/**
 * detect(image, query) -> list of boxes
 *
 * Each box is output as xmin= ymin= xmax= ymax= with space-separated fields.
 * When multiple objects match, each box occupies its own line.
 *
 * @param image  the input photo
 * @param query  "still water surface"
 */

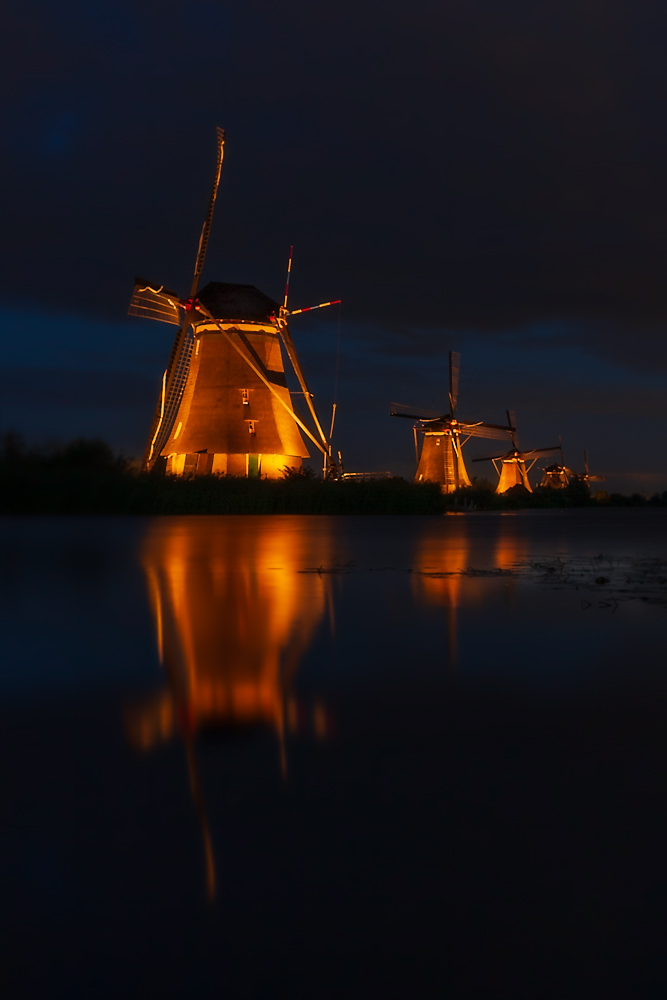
xmin=1 ymin=512 xmax=665 ymax=998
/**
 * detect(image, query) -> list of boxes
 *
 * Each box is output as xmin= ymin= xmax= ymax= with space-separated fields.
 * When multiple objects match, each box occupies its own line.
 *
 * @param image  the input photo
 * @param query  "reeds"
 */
xmin=1 ymin=435 xmax=664 ymax=515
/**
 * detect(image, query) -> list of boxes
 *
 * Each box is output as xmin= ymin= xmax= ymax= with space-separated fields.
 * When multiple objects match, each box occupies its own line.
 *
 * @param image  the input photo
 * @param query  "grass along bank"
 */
xmin=1 ymin=436 xmax=665 ymax=515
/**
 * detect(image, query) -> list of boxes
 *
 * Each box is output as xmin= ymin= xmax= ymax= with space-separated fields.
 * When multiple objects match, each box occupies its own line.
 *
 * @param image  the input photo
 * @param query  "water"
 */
xmin=1 ymin=511 xmax=665 ymax=999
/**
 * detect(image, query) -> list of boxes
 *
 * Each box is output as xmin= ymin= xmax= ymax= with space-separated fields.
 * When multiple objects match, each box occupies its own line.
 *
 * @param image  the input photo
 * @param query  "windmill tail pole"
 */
xmin=288 ymin=300 xmax=341 ymax=316
xmin=190 ymin=127 xmax=225 ymax=298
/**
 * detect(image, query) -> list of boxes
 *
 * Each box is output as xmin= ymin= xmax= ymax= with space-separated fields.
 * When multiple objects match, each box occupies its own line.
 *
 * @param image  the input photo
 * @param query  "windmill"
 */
xmin=128 ymin=128 xmax=340 ymax=478
xmin=575 ymin=450 xmax=606 ymax=489
xmin=472 ymin=412 xmax=563 ymax=493
xmin=390 ymin=352 xmax=513 ymax=491
xmin=540 ymin=460 xmax=573 ymax=489
xmin=539 ymin=448 xmax=605 ymax=490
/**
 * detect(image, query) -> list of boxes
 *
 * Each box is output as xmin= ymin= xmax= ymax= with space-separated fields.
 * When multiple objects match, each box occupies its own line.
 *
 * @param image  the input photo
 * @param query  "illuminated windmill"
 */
xmin=540 ymin=461 xmax=573 ymax=489
xmin=129 ymin=128 xmax=340 ymax=478
xmin=390 ymin=352 xmax=512 ymax=491
xmin=473 ymin=412 xmax=562 ymax=493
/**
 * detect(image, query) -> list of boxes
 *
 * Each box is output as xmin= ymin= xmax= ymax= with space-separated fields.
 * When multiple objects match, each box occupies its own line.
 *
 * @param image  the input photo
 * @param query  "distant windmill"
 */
xmin=390 ymin=352 xmax=513 ymax=491
xmin=540 ymin=448 xmax=605 ymax=490
xmin=540 ymin=454 xmax=573 ymax=489
xmin=473 ymin=412 xmax=562 ymax=493
xmin=575 ymin=450 xmax=606 ymax=488
xmin=128 ymin=128 xmax=340 ymax=478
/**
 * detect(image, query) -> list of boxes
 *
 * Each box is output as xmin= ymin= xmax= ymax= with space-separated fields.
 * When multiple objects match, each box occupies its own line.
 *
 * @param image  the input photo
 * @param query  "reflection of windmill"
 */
xmin=129 ymin=128 xmax=340 ymax=478
xmin=412 ymin=529 xmax=471 ymax=672
xmin=473 ymin=412 xmax=562 ymax=493
xmin=390 ymin=352 xmax=512 ymax=492
xmin=125 ymin=519 xmax=334 ymax=898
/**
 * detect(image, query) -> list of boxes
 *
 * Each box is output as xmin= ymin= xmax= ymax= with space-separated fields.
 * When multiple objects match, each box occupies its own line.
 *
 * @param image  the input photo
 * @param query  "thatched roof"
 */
xmin=197 ymin=282 xmax=280 ymax=322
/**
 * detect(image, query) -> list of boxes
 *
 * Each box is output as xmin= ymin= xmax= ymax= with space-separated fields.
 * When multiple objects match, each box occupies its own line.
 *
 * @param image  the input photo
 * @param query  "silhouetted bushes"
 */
xmin=0 ymin=436 xmax=444 ymax=514
xmin=1 ymin=435 xmax=665 ymax=514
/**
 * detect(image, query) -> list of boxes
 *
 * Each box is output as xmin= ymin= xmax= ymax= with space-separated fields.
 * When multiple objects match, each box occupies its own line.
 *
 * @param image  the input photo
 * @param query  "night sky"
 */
xmin=2 ymin=0 xmax=667 ymax=492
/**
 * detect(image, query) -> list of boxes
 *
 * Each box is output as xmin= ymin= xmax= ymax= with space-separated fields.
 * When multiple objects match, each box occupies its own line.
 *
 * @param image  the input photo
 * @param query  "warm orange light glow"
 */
xmin=125 ymin=517 xmax=335 ymax=899
xmin=131 ymin=518 xmax=333 ymax=745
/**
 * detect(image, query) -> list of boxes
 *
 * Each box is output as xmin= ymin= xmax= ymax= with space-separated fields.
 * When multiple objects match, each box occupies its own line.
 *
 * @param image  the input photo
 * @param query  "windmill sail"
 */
xmin=191 ymin=127 xmax=225 ymax=294
xmin=448 ymin=350 xmax=460 ymax=415
xmin=144 ymin=326 xmax=196 ymax=467
xmin=134 ymin=130 xmax=225 ymax=471
xmin=128 ymin=280 xmax=182 ymax=325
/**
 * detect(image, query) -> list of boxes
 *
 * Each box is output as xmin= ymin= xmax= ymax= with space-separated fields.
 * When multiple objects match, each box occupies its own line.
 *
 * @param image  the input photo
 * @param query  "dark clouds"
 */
xmin=4 ymin=0 xmax=667 ymax=330
xmin=1 ymin=1 xmax=666 ymax=488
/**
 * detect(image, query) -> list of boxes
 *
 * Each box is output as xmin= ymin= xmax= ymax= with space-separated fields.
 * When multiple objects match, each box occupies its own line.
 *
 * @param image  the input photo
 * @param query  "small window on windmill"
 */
xmin=241 ymin=389 xmax=249 ymax=405
xmin=247 ymin=420 xmax=256 ymax=435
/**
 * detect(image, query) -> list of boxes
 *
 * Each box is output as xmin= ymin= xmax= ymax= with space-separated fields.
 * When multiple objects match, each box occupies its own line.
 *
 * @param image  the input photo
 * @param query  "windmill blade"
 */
xmin=282 ymin=245 xmax=294 ymax=312
xmin=588 ymin=475 xmax=606 ymax=482
xmin=190 ymin=126 xmax=225 ymax=297
xmin=472 ymin=451 xmax=509 ymax=463
xmin=459 ymin=421 xmax=514 ymax=440
xmin=506 ymin=409 xmax=518 ymax=449
xmin=449 ymin=351 xmax=460 ymax=416
xmin=522 ymin=445 xmax=563 ymax=459
xmin=288 ymin=299 xmax=341 ymax=316
xmin=390 ymin=402 xmax=440 ymax=419
xmin=128 ymin=279 xmax=183 ymax=325
xmin=142 ymin=314 xmax=197 ymax=469
xmin=390 ymin=411 xmax=434 ymax=421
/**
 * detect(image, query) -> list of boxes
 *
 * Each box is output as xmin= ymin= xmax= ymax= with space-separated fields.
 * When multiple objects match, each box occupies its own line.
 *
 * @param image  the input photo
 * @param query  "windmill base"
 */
xmin=165 ymin=453 xmax=303 ymax=479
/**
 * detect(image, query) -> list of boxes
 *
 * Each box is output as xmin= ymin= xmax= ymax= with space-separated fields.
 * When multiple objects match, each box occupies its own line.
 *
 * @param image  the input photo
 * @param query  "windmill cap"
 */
xmin=197 ymin=282 xmax=280 ymax=322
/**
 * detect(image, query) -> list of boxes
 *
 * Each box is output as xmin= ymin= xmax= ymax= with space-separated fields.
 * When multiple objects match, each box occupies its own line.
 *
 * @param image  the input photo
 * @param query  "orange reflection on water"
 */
xmin=411 ymin=522 xmax=473 ymax=671
xmin=126 ymin=516 xmax=334 ymax=898
xmin=132 ymin=518 xmax=332 ymax=744
xmin=494 ymin=520 xmax=529 ymax=571
xmin=413 ymin=530 xmax=470 ymax=607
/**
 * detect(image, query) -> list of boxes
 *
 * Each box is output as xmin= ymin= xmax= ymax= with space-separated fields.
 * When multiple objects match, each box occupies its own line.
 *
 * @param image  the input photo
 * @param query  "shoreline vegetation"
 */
xmin=1 ymin=437 xmax=666 ymax=516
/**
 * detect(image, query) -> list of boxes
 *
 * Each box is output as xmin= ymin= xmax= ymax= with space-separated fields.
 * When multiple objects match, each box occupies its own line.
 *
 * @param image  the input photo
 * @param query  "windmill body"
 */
xmin=415 ymin=424 xmax=472 ymax=490
xmin=130 ymin=128 xmax=337 ymax=478
xmin=540 ymin=464 xmax=573 ymax=489
xmin=496 ymin=453 xmax=533 ymax=493
xmin=391 ymin=353 xmax=512 ymax=493
xmin=155 ymin=283 xmax=309 ymax=478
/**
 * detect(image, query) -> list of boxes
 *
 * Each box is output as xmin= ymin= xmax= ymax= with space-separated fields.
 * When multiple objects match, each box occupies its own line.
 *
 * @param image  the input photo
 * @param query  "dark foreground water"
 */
xmin=1 ymin=511 xmax=665 ymax=999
